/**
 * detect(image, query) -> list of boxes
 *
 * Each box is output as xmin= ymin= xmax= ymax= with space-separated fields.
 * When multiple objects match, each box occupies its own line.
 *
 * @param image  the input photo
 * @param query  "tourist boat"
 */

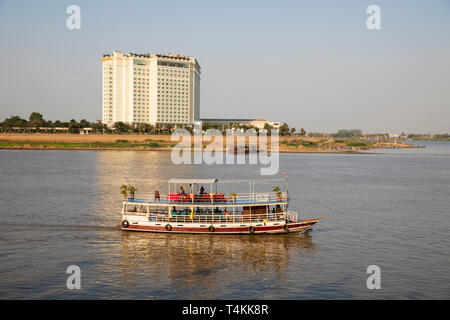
xmin=120 ymin=178 xmax=327 ymax=234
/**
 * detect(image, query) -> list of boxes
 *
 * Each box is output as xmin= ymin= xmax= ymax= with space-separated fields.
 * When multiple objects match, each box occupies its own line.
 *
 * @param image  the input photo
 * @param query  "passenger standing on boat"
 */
xmin=199 ymin=186 xmax=205 ymax=195
xmin=179 ymin=186 xmax=185 ymax=195
xmin=224 ymin=209 xmax=233 ymax=222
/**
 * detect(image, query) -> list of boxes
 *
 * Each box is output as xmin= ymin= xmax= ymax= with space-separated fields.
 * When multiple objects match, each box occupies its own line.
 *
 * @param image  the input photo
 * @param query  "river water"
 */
xmin=0 ymin=141 xmax=449 ymax=299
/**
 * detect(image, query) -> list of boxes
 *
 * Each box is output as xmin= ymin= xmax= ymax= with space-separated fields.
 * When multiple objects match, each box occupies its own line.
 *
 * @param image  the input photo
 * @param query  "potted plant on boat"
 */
xmin=273 ymin=186 xmax=282 ymax=200
xmin=127 ymin=185 xmax=138 ymax=200
xmin=120 ymin=184 xmax=128 ymax=200
xmin=228 ymin=192 xmax=238 ymax=203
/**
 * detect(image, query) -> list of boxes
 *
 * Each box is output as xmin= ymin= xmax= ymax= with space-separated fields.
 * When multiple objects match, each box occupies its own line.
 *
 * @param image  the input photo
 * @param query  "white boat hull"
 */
xmin=120 ymin=215 xmax=317 ymax=234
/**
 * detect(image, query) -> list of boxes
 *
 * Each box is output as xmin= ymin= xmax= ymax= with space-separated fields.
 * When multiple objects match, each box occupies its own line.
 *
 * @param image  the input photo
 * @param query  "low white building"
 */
xmin=200 ymin=118 xmax=280 ymax=129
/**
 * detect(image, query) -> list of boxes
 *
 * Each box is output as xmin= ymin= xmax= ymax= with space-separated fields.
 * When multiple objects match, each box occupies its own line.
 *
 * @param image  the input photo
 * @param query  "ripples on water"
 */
xmin=0 ymin=141 xmax=449 ymax=299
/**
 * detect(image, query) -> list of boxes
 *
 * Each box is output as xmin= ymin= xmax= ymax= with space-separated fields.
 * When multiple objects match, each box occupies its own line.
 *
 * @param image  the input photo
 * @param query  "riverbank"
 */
xmin=0 ymin=133 xmax=416 ymax=153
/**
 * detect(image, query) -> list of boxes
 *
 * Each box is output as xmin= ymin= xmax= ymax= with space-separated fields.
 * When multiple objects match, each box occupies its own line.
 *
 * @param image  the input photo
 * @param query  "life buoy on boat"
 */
xmin=249 ymin=226 xmax=255 ymax=233
xmin=165 ymin=224 xmax=172 ymax=231
xmin=208 ymin=226 xmax=215 ymax=232
xmin=121 ymin=220 xmax=129 ymax=228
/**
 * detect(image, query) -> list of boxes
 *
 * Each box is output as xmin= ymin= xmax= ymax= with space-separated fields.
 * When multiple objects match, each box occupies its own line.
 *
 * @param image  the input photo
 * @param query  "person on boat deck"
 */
xmin=196 ymin=207 xmax=200 ymax=214
xmin=224 ymin=209 xmax=232 ymax=221
xmin=179 ymin=186 xmax=185 ymax=195
xmin=199 ymin=186 xmax=205 ymax=195
xmin=172 ymin=206 xmax=177 ymax=214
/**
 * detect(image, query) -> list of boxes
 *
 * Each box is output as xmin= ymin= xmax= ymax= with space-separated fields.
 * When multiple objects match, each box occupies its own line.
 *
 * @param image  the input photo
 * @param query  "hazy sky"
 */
xmin=1 ymin=0 xmax=449 ymax=133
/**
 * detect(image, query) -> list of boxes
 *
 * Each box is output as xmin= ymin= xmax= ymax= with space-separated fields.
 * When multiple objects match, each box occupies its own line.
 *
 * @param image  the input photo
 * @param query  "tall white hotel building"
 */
xmin=101 ymin=51 xmax=200 ymax=126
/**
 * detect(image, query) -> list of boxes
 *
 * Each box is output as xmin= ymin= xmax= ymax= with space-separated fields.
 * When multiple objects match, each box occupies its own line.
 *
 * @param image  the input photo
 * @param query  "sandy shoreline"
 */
xmin=0 ymin=133 xmax=396 ymax=154
xmin=0 ymin=146 xmax=359 ymax=154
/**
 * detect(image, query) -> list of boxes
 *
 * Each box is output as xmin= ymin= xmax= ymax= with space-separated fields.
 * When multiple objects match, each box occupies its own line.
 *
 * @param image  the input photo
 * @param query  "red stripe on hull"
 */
xmin=126 ymin=224 xmax=284 ymax=233
xmin=123 ymin=223 xmax=313 ymax=234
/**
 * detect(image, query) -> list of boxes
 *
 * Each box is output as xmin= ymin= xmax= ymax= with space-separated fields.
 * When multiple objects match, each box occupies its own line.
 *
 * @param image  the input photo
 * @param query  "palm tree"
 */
xmin=120 ymin=185 xmax=128 ymax=199
xmin=127 ymin=185 xmax=138 ymax=199
xmin=272 ymin=186 xmax=282 ymax=200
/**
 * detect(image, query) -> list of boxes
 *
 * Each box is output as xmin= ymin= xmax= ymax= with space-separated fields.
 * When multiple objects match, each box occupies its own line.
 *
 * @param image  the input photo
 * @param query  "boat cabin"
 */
xmin=122 ymin=178 xmax=290 ymax=224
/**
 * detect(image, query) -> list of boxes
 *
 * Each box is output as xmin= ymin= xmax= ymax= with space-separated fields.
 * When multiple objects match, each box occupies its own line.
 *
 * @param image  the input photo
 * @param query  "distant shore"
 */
xmin=0 ymin=133 xmax=417 ymax=153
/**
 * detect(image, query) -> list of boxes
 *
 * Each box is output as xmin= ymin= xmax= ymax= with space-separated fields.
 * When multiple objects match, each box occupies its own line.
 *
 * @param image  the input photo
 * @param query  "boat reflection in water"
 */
xmin=119 ymin=232 xmax=316 ymax=298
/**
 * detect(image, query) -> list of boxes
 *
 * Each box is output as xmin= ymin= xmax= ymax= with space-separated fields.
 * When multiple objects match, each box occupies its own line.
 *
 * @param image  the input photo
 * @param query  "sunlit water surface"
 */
xmin=0 ymin=141 xmax=449 ymax=299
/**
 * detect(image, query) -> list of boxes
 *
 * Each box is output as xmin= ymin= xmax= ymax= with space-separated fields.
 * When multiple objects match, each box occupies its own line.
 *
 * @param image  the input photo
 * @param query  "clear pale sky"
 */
xmin=1 ymin=0 xmax=449 ymax=133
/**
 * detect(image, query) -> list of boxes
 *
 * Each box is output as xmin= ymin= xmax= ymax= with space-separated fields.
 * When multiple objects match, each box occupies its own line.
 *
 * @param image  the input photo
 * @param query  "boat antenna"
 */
xmin=282 ymin=171 xmax=289 ymax=200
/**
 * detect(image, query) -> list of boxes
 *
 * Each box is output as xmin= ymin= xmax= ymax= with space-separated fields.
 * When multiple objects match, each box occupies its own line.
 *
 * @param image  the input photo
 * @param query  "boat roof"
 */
xmin=168 ymin=178 xmax=287 ymax=184
xmin=168 ymin=178 xmax=218 ymax=184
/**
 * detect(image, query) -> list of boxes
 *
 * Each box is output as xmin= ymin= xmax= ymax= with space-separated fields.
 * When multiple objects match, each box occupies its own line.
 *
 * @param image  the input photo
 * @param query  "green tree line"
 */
xmin=0 ymin=113 xmax=109 ymax=134
xmin=1 ymin=113 xmax=307 ymax=136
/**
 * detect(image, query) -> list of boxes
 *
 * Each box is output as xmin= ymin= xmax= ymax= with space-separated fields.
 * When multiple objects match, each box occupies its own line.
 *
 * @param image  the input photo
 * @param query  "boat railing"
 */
xmin=286 ymin=210 xmax=300 ymax=223
xmin=123 ymin=212 xmax=287 ymax=223
xmin=125 ymin=192 xmax=288 ymax=205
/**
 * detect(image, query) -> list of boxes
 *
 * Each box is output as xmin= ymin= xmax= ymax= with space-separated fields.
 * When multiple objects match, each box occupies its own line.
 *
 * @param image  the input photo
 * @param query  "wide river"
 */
xmin=0 ymin=141 xmax=449 ymax=299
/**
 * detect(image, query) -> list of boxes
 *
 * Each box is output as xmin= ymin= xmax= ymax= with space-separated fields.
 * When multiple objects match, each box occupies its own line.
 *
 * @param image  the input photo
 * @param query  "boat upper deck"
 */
xmin=123 ymin=177 xmax=289 ymax=207
xmin=125 ymin=192 xmax=288 ymax=207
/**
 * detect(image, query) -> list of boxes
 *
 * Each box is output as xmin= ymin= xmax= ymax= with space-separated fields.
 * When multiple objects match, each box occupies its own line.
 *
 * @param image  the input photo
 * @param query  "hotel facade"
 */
xmin=101 ymin=51 xmax=200 ymax=126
